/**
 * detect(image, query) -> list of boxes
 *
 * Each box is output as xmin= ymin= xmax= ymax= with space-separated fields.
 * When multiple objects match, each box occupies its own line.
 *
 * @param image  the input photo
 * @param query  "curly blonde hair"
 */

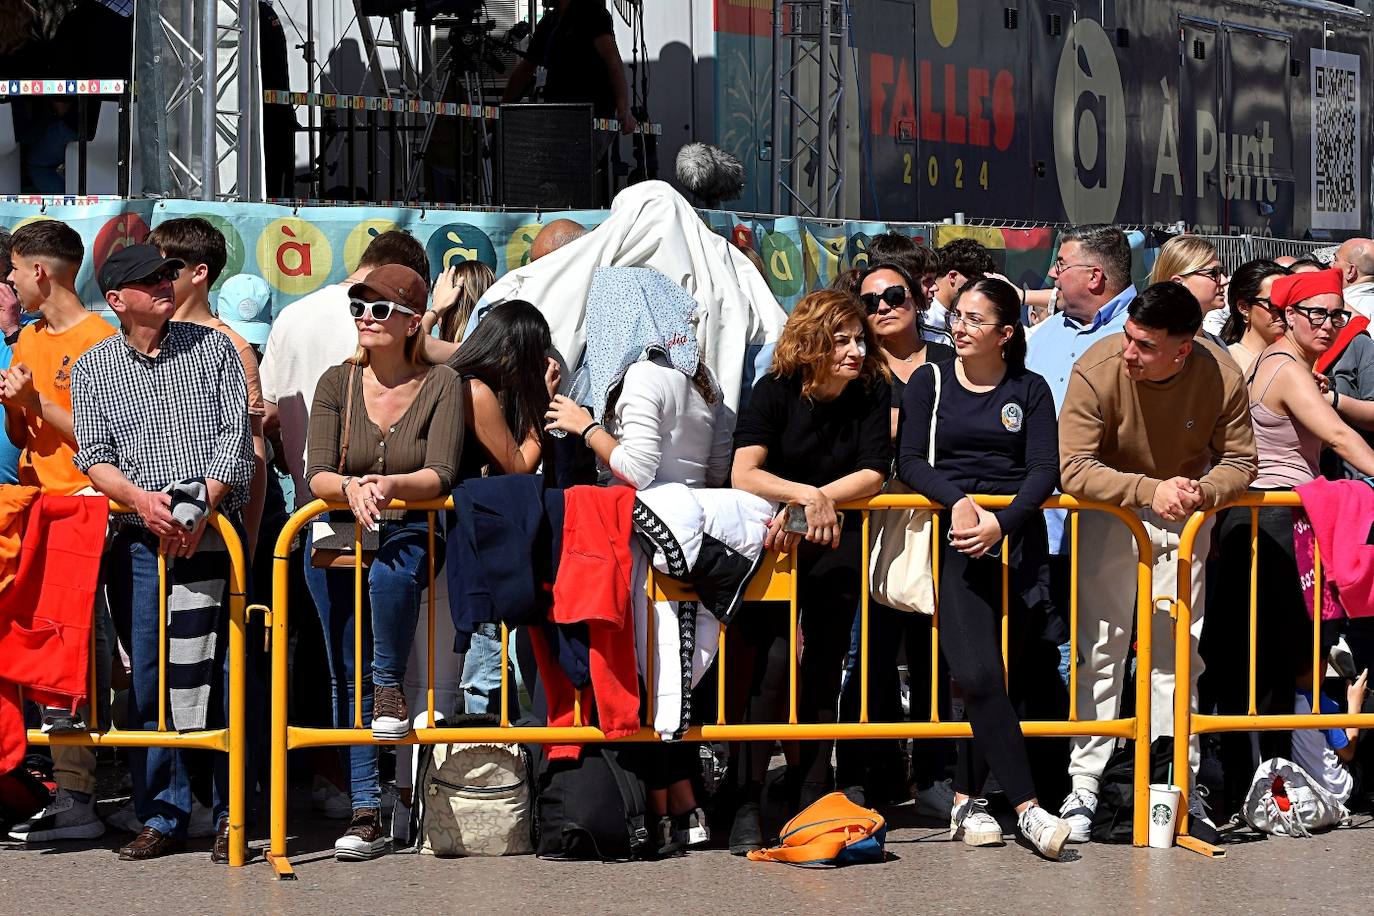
xmin=1148 ymin=235 xmax=1219 ymax=286
xmin=770 ymin=290 xmax=889 ymax=398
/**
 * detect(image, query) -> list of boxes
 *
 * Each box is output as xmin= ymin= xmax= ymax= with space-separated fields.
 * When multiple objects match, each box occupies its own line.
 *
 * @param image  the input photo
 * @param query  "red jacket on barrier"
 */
xmin=1296 ymin=476 xmax=1374 ymax=618
xmin=0 ymin=492 xmax=108 ymax=772
xmin=535 ymin=485 xmax=641 ymax=760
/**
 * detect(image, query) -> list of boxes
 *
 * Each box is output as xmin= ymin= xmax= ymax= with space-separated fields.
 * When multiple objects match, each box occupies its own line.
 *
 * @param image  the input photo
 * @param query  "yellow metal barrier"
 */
xmin=1174 ymin=491 xmax=1374 ymax=852
xmin=23 ymin=505 xmax=251 ymax=867
xmin=266 ymin=494 xmax=1158 ymax=875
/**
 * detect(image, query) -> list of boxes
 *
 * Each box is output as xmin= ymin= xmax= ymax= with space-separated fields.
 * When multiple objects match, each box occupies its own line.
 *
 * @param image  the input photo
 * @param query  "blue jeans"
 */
xmin=304 ymin=515 xmax=440 ymax=810
xmin=105 ymin=527 xmax=229 ymax=839
xmin=461 ymin=623 xmax=517 ymax=720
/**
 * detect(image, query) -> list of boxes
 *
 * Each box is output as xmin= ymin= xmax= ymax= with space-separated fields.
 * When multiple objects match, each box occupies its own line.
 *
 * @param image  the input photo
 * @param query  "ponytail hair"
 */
xmin=953 ymin=276 xmax=1026 ymax=372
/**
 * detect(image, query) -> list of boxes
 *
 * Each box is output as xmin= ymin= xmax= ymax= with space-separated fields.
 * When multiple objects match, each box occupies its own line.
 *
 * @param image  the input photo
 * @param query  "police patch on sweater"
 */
xmin=1000 ymin=401 xmax=1024 ymax=432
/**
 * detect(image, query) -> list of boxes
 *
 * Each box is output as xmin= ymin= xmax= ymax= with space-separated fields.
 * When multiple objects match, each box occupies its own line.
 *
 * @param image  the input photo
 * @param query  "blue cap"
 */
xmin=214 ymin=274 xmax=273 ymax=345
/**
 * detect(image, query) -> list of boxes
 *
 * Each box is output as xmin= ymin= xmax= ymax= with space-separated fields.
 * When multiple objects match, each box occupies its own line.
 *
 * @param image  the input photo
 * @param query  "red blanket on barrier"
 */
xmin=0 ymin=493 xmax=108 ymax=772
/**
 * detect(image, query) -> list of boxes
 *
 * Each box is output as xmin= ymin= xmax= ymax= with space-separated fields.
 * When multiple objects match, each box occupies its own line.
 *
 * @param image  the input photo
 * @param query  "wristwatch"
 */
xmin=340 ymin=476 xmax=354 ymax=499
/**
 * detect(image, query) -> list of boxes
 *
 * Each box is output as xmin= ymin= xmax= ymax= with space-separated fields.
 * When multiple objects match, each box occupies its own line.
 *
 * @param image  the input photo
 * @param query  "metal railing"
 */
xmin=264 ymin=494 xmax=1158 ymax=876
xmin=24 ymin=505 xmax=250 ymax=866
xmin=1172 ymin=492 xmax=1374 ymax=852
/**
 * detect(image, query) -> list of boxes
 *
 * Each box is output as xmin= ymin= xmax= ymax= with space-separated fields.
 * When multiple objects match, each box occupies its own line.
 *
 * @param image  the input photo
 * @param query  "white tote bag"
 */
xmin=868 ymin=362 xmax=940 ymax=615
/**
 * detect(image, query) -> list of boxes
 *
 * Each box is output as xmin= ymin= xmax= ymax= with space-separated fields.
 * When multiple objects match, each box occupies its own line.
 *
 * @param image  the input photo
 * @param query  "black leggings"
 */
xmin=1207 ymin=503 xmax=1306 ymax=811
xmin=735 ymin=535 xmax=861 ymax=793
xmin=938 ymin=540 xmax=1037 ymax=807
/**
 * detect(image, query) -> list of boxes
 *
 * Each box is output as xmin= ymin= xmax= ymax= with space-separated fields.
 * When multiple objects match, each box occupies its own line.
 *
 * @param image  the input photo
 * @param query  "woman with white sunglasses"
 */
xmin=305 ymin=263 xmax=464 ymax=861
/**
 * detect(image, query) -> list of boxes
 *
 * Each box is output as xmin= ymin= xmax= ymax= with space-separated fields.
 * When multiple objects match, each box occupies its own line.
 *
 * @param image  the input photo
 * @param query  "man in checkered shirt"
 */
xmin=69 ymin=244 xmax=253 ymax=863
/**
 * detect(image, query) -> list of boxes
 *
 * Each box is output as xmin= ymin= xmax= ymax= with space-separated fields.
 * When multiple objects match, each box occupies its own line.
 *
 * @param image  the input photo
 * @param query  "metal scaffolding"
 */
xmin=139 ymin=0 xmax=258 ymax=200
xmin=770 ymin=0 xmax=847 ymax=218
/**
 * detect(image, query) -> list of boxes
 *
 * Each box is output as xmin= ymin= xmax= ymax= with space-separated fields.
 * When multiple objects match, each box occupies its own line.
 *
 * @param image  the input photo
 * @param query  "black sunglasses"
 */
xmin=128 ymin=267 xmax=180 ymax=287
xmin=859 ymin=285 xmax=910 ymax=315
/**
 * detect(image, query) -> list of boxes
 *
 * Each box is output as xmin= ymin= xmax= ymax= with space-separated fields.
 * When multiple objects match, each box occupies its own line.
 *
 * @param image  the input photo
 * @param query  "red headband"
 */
xmin=1270 ymin=268 xmax=1343 ymax=308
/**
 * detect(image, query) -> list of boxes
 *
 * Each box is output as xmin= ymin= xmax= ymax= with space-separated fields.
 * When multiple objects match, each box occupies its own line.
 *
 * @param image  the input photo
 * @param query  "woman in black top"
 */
xmin=729 ymin=290 xmax=891 ymax=852
xmin=837 ymin=262 xmax=957 ymax=807
xmin=897 ymin=277 xmax=1072 ymax=860
xmin=447 ymin=300 xmax=560 ymax=480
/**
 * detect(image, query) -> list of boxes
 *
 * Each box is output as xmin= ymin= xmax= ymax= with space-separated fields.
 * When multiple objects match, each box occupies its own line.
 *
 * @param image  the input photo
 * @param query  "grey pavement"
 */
xmin=3 ymin=807 xmax=1371 ymax=915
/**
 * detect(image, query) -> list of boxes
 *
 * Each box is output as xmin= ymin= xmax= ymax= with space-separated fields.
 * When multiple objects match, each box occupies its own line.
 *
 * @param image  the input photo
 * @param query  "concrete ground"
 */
xmin=3 ymin=794 xmax=1371 ymax=915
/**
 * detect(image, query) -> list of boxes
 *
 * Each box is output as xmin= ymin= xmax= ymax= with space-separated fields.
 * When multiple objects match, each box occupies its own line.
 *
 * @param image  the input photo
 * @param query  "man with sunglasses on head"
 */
xmin=2 ymin=220 xmax=117 ymax=847
xmin=69 ymin=244 xmax=254 ymax=862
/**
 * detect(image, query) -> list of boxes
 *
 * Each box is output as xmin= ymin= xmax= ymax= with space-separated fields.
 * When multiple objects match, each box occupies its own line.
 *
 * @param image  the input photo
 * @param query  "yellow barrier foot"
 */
xmin=1176 ymin=834 xmax=1225 ymax=858
xmin=267 ymin=852 xmax=298 ymax=880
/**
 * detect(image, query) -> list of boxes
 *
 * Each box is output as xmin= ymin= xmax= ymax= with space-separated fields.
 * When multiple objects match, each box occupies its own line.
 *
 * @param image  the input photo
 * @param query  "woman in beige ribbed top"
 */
xmin=303 ymin=264 xmax=464 ymax=857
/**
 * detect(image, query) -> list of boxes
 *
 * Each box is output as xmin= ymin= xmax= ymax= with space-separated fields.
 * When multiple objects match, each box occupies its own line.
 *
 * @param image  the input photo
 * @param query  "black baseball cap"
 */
xmin=97 ymin=244 xmax=185 ymax=296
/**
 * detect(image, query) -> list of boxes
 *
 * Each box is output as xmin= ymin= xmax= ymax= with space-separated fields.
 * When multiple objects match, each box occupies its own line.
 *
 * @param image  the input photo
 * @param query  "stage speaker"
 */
xmin=499 ymin=103 xmax=596 ymax=208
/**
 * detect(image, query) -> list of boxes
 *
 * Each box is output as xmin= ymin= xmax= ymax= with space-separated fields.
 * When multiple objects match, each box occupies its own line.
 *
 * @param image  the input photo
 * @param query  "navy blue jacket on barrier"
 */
xmin=446 ymin=474 xmax=590 ymax=687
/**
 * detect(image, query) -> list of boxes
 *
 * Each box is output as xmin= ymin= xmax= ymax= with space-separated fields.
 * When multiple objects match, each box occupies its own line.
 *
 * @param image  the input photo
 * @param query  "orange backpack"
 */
xmin=746 ymin=792 xmax=888 ymax=867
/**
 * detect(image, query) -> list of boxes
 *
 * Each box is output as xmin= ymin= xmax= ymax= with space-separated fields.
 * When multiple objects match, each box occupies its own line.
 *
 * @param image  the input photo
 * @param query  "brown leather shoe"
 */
xmin=211 ymin=819 xmax=230 ymax=864
xmin=117 ymin=826 xmax=185 ymax=860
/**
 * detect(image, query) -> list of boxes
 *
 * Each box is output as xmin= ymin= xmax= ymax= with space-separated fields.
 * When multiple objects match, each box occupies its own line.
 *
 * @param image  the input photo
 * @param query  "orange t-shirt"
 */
xmin=10 ymin=312 xmax=117 ymax=495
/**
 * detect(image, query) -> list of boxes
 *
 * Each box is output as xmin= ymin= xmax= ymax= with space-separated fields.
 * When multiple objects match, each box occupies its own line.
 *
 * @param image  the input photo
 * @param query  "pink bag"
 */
xmin=1293 ymin=508 xmax=1345 ymax=622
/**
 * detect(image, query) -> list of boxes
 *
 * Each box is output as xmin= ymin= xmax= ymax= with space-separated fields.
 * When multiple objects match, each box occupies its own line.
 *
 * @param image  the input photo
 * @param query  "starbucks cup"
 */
xmin=1147 ymin=784 xmax=1182 ymax=848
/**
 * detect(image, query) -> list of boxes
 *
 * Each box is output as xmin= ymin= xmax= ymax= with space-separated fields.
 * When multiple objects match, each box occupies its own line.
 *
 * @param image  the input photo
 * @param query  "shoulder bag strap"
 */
xmin=337 ymin=362 xmax=358 ymax=475
xmin=927 ymin=361 xmax=942 ymax=467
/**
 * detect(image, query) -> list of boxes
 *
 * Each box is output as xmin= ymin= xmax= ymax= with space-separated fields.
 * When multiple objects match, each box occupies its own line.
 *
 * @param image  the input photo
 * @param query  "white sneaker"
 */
xmin=950 ymin=797 xmax=1004 ymax=847
xmin=311 ymin=775 xmax=352 ymax=820
xmin=1018 ymin=804 xmax=1072 ymax=860
xmin=188 ymin=798 xmax=217 ymax=839
xmin=1059 ymin=788 xmax=1097 ymax=843
xmin=8 ymin=789 xmax=106 ymax=842
xmin=915 ymin=778 xmax=957 ymax=820
xmin=104 ymin=798 xmax=142 ymax=835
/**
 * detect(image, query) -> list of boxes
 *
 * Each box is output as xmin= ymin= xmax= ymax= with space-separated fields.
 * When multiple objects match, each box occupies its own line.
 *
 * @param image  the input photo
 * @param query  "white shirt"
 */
xmin=1344 ymin=281 xmax=1374 ymax=320
xmin=923 ymin=297 xmax=951 ymax=346
xmin=607 ymin=356 xmax=734 ymax=490
xmin=258 ymin=283 xmax=359 ymax=506
xmin=1292 ymin=691 xmax=1354 ymax=803
xmin=1201 ymin=306 xmax=1227 ymax=338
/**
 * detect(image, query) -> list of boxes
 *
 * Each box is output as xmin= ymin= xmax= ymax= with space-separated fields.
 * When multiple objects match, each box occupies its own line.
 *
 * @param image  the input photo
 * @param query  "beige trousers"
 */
xmin=1068 ymin=507 xmax=1212 ymax=794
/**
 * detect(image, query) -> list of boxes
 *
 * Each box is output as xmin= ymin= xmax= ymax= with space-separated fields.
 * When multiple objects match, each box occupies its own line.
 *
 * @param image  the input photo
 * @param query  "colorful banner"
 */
xmin=0 ymin=199 xmax=1072 ymax=322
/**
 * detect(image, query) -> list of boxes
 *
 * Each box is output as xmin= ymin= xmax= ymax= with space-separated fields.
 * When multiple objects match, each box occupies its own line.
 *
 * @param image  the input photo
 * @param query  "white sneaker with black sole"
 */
xmin=1018 ymin=804 xmax=1072 ymax=860
xmin=950 ymin=797 xmax=1004 ymax=847
xmin=8 ymin=789 xmax=106 ymax=842
xmin=1059 ymin=787 xmax=1097 ymax=843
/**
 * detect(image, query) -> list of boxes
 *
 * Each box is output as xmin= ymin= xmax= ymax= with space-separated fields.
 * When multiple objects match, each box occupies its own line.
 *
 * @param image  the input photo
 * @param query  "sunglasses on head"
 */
xmin=348 ymin=299 xmax=417 ymax=321
xmin=859 ymin=285 xmax=910 ymax=314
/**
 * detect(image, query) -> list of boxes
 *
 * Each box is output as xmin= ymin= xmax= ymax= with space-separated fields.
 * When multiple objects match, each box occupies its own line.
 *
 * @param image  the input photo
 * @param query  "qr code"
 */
xmin=1314 ymin=63 xmax=1358 ymax=215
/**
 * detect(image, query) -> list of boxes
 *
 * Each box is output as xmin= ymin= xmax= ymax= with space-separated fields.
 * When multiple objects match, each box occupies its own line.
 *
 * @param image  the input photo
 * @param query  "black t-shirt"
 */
xmin=888 ymin=341 xmax=955 ymax=407
xmin=524 ymin=1 xmax=616 ymax=116
xmin=896 ymin=360 xmax=1058 ymax=536
xmin=734 ymin=372 xmax=892 ymax=500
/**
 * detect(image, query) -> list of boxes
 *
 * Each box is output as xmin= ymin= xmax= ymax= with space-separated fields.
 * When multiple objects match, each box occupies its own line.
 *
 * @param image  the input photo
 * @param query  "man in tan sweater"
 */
xmin=1055 ymin=281 xmax=1256 ymax=844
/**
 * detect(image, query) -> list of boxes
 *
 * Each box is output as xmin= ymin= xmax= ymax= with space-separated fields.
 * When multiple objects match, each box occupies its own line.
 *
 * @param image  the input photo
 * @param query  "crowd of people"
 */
xmin=1 ymin=211 xmax=1370 ymax=868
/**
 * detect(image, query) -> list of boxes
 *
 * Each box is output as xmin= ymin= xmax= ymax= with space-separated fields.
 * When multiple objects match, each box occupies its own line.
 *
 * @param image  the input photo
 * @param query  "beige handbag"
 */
xmin=868 ymin=362 xmax=940 ymax=615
